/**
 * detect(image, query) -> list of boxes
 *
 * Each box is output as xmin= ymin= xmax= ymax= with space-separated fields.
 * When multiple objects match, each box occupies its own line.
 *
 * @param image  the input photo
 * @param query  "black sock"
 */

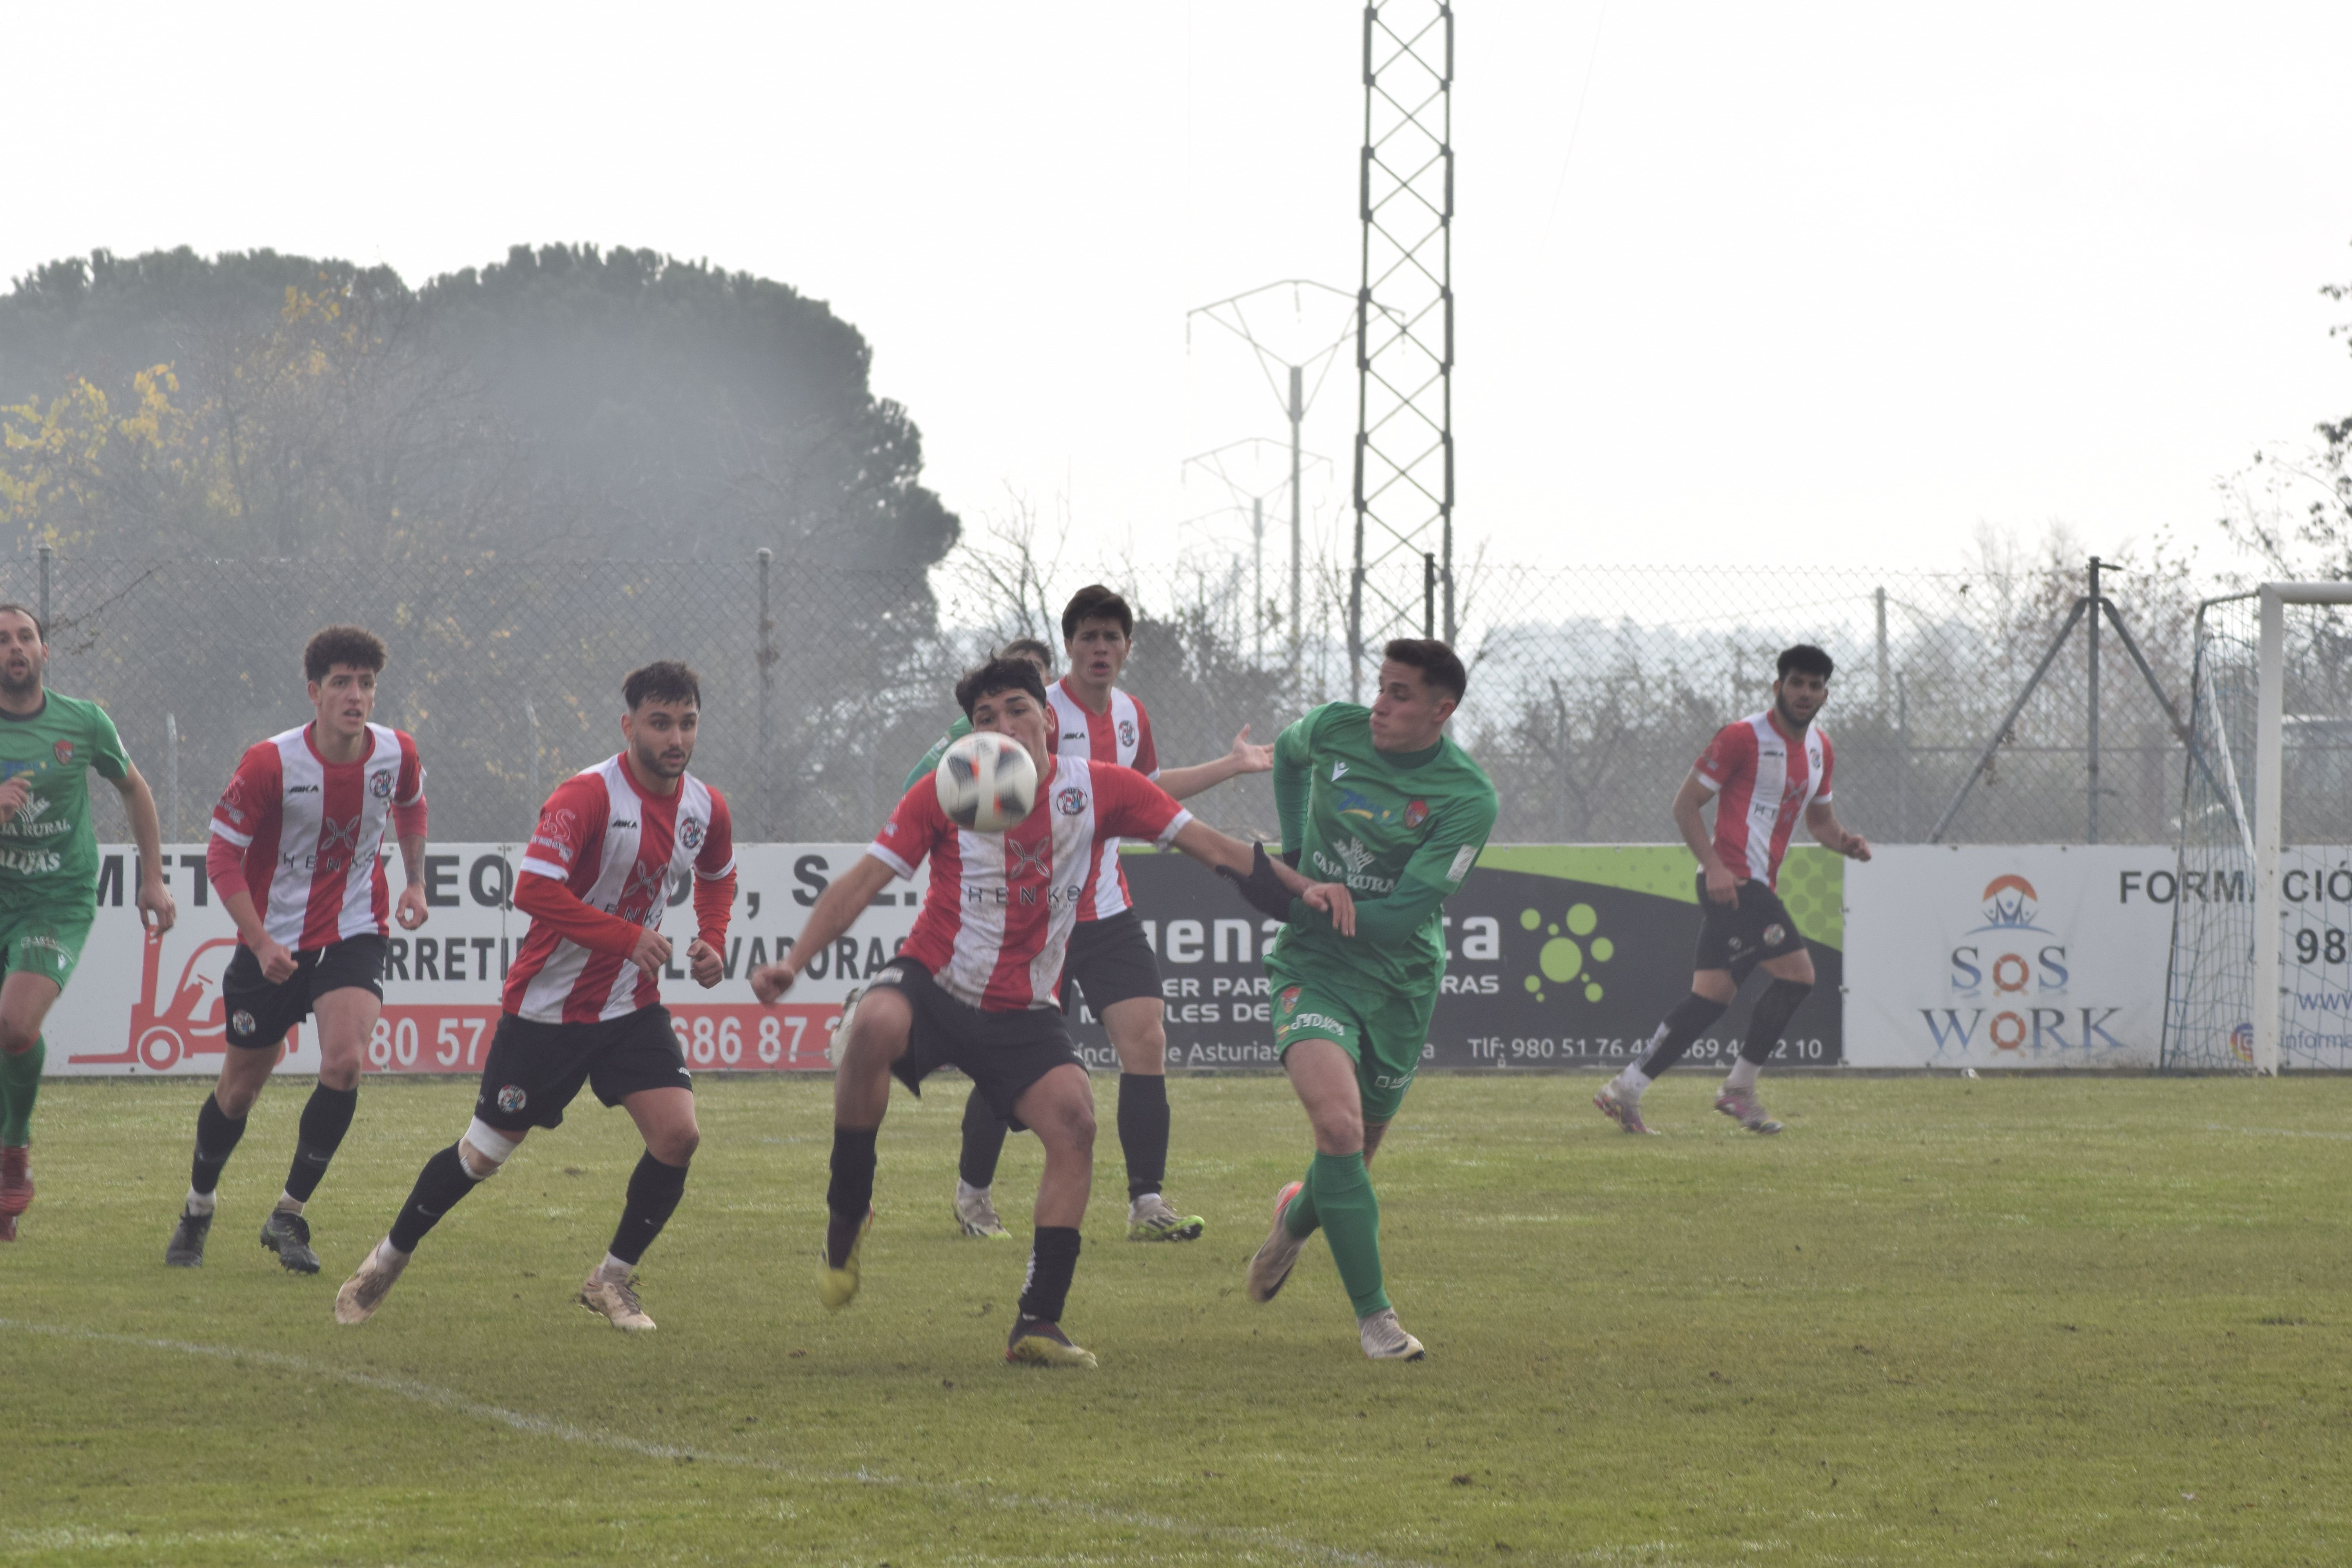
xmin=958 ymin=1089 xmax=1010 ymax=1189
xmin=387 ymin=1143 xmax=482 ymax=1254
xmin=1117 ymin=1074 xmax=1170 ymax=1200
xmin=607 ymin=1151 xmax=690 ymax=1266
xmin=282 ymin=1083 xmax=358 ymax=1203
xmin=1017 ymin=1225 xmax=1082 ymax=1324
xmin=826 ymin=1125 xmax=879 ymax=1267
xmin=1739 ymin=979 xmax=1814 ymax=1065
xmin=190 ymin=1094 xmax=247 ymax=1197
xmin=1638 ymin=993 xmax=1731 ymax=1079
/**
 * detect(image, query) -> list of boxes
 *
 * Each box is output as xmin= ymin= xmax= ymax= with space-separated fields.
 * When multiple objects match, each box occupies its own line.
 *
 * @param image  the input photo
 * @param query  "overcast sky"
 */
xmin=9 ymin=3 xmax=2348 ymax=578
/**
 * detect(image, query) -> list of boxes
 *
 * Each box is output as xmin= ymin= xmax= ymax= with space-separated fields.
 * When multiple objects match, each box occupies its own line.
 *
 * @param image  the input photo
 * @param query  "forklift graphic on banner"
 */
xmin=65 ymin=926 xmax=297 ymax=1072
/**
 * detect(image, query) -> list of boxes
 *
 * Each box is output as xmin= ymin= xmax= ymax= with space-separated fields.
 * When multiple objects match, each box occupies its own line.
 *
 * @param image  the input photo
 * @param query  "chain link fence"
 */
xmin=7 ymin=549 xmax=2227 ymax=851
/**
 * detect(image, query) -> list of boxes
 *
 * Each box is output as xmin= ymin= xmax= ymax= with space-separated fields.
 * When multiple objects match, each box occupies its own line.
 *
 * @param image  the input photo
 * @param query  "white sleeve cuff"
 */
xmin=519 ymin=856 xmax=570 ymax=881
xmin=1153 ymin=808 xmax=1194 ymax=848
xmin=868 ymin=842 xmax=918 ymax=880
xmin=209 ymin=821 xmax=253 ymax=849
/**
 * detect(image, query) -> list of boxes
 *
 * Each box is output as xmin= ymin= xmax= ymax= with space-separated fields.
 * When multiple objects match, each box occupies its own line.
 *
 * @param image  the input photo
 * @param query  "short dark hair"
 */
xmin=1061 ymin=584 xmax=1133 ymax=641
xmin=0 ymin=603 xmax=44 ymax=642
xmin=1381 ymin=637 xmax=1468 ymax=703
xmin=955 ymin=656 xmax=1049 ymax=719
xmin=998 ymin=636 xmax=1055 ymax=668
xmin=624 ymin=660 xmax=701 ymax=710
xmin=1777 ymin=644 xmax=1835 ymax=681
xmin=304 ymin=625 xmax=386 ymax=683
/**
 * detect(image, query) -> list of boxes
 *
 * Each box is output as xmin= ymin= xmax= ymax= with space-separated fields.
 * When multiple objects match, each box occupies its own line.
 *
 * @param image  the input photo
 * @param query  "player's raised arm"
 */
xmin=1270 ymin=708 xmax=1320 ymax=858
xmin=1156 ymin=724 xmax=1277 ymax=801
xmin=1167 ymin=818 xmax=1356 ymax=936
xmin=751 ymin=853 xmax=899 ymax=1004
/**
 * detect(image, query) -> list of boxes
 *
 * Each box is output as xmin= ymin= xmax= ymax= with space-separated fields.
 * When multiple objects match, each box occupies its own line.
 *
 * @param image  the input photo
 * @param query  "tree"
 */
xmin=2219 ymin=251 xmax=2352 ymax=576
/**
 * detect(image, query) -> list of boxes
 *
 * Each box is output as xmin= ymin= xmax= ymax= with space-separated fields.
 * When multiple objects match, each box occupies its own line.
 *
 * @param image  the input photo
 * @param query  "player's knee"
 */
xmin=459 ymin=1118 xmax=523 ymax=1180
xmin=317 ymin=1058 xmax=361 ymax=1092
xmin=841 ymin=991 xmax=911 ymax=1065
xmin=1310 ymin=1103 xmax=1365 ymax=1155
xmin=650 ymin=1123 xmax=700 ymax=1166
xmin=215 ymin=1083 xmax=261 ymax=1119
xmin=0 ymin=1019 xmax=37 ymax=1056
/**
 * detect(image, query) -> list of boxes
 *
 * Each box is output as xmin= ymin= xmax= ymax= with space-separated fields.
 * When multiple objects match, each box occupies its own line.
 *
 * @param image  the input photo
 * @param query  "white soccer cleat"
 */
xmin=954 ymin=1180 xmax=1012 ymax=1239
xmin=334 ymin=1240 xmax=410 ymax=1325
xmin=1245 ymin=1181 xmax=1307 ymax=1303
xmin=827 ymin=987 xmax=864 ymax=1065
xmin=1358 ymin=1306 xmax=1426 ymax=1361
xmin=579 ymin=1271 xmax=657 ymax=1332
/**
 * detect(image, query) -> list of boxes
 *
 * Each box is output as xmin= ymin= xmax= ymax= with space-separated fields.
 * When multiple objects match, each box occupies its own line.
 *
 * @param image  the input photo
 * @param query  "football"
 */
xmin=934 ymin=729 xmax=1038 ymax=831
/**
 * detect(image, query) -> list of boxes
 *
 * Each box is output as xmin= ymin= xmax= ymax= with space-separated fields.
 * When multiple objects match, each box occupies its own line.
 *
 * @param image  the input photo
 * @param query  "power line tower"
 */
xmin=1351 ymin=0 xmax=1454 ymax=697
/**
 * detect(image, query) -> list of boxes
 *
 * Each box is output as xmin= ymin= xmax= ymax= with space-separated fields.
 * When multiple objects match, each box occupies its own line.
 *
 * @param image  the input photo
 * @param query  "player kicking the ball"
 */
xmin=334 ymin=662 xmax=734 ymax=1332
xmin=944 ymin=589 xmax=1274 ymax=1246
xmin=0 ymin=603 xmax=176 ymax=1241
xmin=1240 ymin=639 xmax=1496 ymax=1362
xmin=751 ymin=654 xmax=1349 ymax=1368
xmin=1593 ymin=644 xmax=1869 ymax=1136
xmin=166 ymin=626 xmax=430 ymax=1272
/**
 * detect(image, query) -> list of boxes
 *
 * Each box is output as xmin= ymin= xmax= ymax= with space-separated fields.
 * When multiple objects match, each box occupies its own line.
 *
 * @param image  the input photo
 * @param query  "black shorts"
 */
xmin=1692 ymin=874 xmax=1807 ymax=978
xmin=1057 ymin=908 xmax=1165 ymax=1015
xmin=472 ymin=1005 xmax=691 ymax=1133
xmin=870 ymin=962 xmax=1083 ymax=1127
xmin=223 ymin=934 xmax=388 ymax=1051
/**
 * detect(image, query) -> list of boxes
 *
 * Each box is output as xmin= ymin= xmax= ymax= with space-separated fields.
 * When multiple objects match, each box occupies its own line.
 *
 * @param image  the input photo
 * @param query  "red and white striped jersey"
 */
xmin=1042 ymin=678 xmax=1160 ymax=920
xmin=504 ymin=755 xmax=736 ymax=1024
xmin=1693 ymin=711 xmax=1835 ymax=889
xmin=209 ymin=724 xmax=425 ymax=949
xmin=869 ymin=755 xmax=1190 ymax=1011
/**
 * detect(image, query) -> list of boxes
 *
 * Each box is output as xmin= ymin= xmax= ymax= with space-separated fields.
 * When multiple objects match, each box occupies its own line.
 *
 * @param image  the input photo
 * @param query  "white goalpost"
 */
xmin=2250 ymin=582 xmax=2352 ymax=1074
xmin=2167 ymin=581 xmax=2352 ymax=1074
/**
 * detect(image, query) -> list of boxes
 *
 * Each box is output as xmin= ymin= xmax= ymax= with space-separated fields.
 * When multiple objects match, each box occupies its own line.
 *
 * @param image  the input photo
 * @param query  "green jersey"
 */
xmin=1269 ymin=702 xmax=1496 ymax=998
xmin=0 ymin=691 xmax=130 ymax=910
xmin=904 ymin=713 xmax=973 ymax=795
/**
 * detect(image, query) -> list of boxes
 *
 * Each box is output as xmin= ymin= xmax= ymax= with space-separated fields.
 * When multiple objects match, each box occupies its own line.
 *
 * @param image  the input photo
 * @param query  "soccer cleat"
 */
xmin=1245 ymin=1180 xmax=1307 ymax=1303
xmin=579 ymin=1271 xmax=656 ymax=1332
xmin=817 ymin=1206 xmax=873 ymax=1311
xmin=1005 ymin=1317 xmax=1098 ymax=1369
xmin=1358 ymin=1306 xmax=1426 ymax=1361
xmin=1126 ymin=1192 xmax=1205 ymax=1243
xmin=0 ymin=1144 xmax=32 ymax=1217
xmin=333 ymin=1241 xmax=410 ymax=1325
xmin=955 ymin=1180 xmax=1012 ymax=1240
xmin=1715 ymin=1087 xmax=1784 ymax=1135
xmin=165 ymin=1207 xmax=214 ymax=1267
xmin=259 ymin=1210 xmax=321 ymax=1274
xmin=1593 ymin=1082 xmax=1658 ymax=1135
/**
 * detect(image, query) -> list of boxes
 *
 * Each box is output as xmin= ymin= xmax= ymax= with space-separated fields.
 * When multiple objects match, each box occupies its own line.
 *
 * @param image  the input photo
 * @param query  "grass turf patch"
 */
xmin=3 ymin=1071 xmax=2350 ymax=1564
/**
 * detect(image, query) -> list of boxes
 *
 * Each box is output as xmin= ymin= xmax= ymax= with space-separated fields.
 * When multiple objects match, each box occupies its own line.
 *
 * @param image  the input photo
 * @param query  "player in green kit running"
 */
xmin=0 ymin=603 xmax=176 ymax=1240
xmin=1240 ymin=638 xmax=1495 ymax=1360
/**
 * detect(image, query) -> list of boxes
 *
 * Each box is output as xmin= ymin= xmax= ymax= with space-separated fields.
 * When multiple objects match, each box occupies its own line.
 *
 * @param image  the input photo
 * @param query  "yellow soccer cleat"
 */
xmin=817 ymin=1206 xmax=873 ymax=1311
xmin=1005 ymin=1317 xmax=1098 ymax=1369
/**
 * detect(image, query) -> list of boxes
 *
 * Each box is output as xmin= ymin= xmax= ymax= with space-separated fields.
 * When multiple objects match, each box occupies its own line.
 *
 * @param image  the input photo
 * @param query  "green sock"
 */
xmin=0 ymin=1036 xmax=44 ymax=1146
xmin=1283 ymin=1168 xmax=1321 ymax=1239
xmin=1305 ymin=1151 xmax=1387 ymax=1318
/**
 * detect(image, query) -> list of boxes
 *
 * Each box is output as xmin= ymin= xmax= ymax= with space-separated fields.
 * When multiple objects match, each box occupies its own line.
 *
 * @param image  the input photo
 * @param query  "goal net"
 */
xmin=2162 ymin=584 xmax=2352 ymax=1072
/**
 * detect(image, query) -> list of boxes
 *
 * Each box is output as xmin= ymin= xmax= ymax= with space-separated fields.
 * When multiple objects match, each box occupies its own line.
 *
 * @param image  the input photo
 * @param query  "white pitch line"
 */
xmin=2200 ymin=1123 xmax=2352 ymax=1142
xmin=1 ymin=1318 xmax=1425 ymax=1568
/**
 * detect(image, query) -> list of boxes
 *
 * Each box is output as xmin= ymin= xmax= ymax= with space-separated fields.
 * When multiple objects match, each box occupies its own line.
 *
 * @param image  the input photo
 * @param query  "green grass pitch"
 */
xmin=5 ymin=1071 xmax=2351 ymax=1565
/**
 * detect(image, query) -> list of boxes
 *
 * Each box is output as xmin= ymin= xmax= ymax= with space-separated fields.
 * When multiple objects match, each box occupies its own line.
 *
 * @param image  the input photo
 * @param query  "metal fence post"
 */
xmin=165 ymin=712 xmax=180 ymax=842
xmin=524 ymin=697 xmax=541 ymax=807
xmin=36 ymin=544 xmax=50 ymax=633
xmin=757 ymin=548 xmax=775 ymax=837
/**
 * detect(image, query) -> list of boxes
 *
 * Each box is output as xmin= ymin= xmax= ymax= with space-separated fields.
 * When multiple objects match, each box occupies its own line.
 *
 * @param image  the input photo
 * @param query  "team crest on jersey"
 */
xmin=369 ymin=769 xmax=395 ymax=799
xmin=1405 ymin=799 xmax=1429 ymax=828
xmin=496 ymin=1084 xmax=528 ymax=1113
xmin=51 ymin=740 xmax=73 ymax=766
xmin=1278 ymin=985 xmax=1301 ymax=1016
xmin=1056 ymin=787 xmax=1086 ymax=816
xmin=1763 ymin=923 xmax=1787 ymax=947
xmin=679 ymin=819 xmax=704 ymax=851
xmin=1118 ymin=719 xmax=1136 ymax=748
xmin=231 ymin=1009 xmax=256 ymax=1038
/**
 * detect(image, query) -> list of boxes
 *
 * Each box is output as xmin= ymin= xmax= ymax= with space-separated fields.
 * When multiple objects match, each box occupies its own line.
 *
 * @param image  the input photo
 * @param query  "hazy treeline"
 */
xmin=0 ymin=245 xmax=958 ymax=569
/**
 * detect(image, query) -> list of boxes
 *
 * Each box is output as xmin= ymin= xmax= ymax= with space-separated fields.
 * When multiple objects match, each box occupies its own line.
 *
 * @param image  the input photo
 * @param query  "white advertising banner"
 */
xmin=49 ymin=843 xmax=920 ymax=1078
xmin=1843 ymin=845 xmax=2173 ymax=1068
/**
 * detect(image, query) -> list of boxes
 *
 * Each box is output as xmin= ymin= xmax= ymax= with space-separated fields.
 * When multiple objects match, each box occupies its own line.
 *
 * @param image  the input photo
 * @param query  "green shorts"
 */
xmin=0 ymin=902 xmax=94 ymax=991
xmin=1265 ymin=960 xmax=1434 ymax=1123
